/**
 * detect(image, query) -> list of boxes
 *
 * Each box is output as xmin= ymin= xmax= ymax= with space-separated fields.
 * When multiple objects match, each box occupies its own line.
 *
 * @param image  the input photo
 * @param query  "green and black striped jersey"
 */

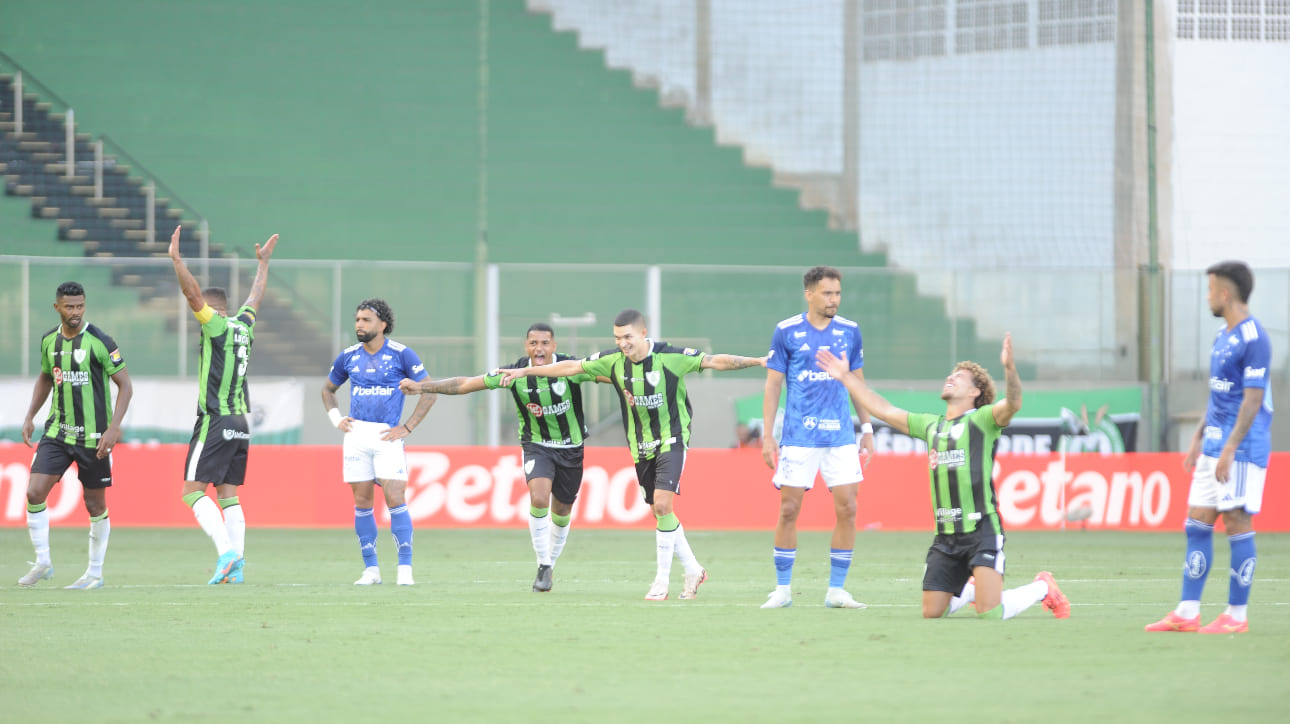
xmin=39 ymin=323 xmax=126 ymax=448
xmin=484 ymin=354 xmax=595 ymax=447
xmin=581 ymin=341 xmax=705 ymax=463
xmin=196 ymin=305 xmax=256 ymax=416
xmin=907 ymin=406 xmax=1004 ymax=535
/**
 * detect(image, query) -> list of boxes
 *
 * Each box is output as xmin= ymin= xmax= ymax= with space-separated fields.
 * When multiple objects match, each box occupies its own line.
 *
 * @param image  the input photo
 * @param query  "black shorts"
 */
xmin=184 ymin=414 xmax=250 ymax=486
xmin=922 ymin=521 xmax=1005 ymax=594
xmin=634 ymin=448 xmax=687 ymax=505
xmin=521 ymin=442 xmax=585 ymax=505
xmin=30 ymin=436 xmax=113 ymax=489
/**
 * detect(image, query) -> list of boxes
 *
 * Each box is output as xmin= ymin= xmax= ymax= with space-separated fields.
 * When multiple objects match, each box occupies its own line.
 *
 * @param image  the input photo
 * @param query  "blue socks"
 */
xmin=1181 ymin=518 xmax=1213 ymax=602
xmin=390 ymin=504 xmax=413 ymax=566
xmin=1228 ymin=531 xmax=1256 ymax=606
xmin=355 ymin=507 xmax=379 ymax=567
xmin=773 ymin=547 xmax=796 ymax=585
xmin=829 ymin=548 xmax=853 ymax=589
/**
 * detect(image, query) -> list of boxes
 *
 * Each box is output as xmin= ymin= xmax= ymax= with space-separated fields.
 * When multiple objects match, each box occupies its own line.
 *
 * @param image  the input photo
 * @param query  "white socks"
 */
xmin=190 ymin=496 xmax=233 ymax=555
xmin=672 ymin=525 xmax=703 ymax=576
xmin=27 ymin=507 xmax=52 ymax=565
xmin=1001 ymin=580 xmax=1049 ymax=620
xmin=87 ymin=516 xmax=111 ymax=578
xmin=550 ymin=522 xmax=570 ymax=563
xmin=1176 ymin=600 xmax=1202 ymax=619
xmin=948 ymin=579 xmax=976 ymax=615
xmin=223 ymin=504 xmax=245 ymax=557
xmin=529 ymin=512 xmax=552 ymax=565
xmin=655 ymin=528 xmax=676 ymax=579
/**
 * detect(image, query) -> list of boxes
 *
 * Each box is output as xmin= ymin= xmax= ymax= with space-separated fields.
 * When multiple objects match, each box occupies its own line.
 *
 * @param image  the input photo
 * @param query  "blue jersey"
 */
xmin=328 ymin=339 xmax=428 ymax=427
xmin=1203 ymin=317 xmax=1273 ymax=466
xmin=767 ymin=313 xmax=864 ymax=448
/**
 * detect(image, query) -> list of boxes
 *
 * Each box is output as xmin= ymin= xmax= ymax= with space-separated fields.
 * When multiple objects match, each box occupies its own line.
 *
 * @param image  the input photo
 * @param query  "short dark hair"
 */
xmin=202 ymin=287 xmax=228 ymax=306
xmin=613 ymin=309 xmax=645 ymax=328
xmin=526 ymin=322 xmax=555 ymax=338
xmin=803 ymin=266 xmax=841 ymax=290
xmin=1206 ymin=260 xmax=1254 ymax=304
xmin=56 ymin=281 xmax=85 ymax=300
xmin=356 ymin=298 xmax=395 ymax=335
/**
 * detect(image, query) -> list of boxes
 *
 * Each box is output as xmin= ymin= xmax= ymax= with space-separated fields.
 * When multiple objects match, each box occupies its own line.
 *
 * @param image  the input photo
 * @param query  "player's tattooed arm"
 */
xmin=993 ymin=333 xmax=1023 ymax=427
xmin=400 ymin=376 xmax=487 ymax=396
xmin=701 ymin=354 xmax=768 ymax=371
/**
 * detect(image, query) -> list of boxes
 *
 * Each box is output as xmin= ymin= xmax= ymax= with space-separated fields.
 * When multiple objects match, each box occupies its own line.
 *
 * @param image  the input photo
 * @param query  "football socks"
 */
xmin=87 ymin=510 xmax=110 ymax=578
xmin=354 ymin=507 xmax=379 ymax=568
xmin=27 ymin=502 xmax=51 ymax=566
xmin=773 ymin=547 xmax=796 ymax=586
xmin=389 ymin=504 xmax=413 ymax=566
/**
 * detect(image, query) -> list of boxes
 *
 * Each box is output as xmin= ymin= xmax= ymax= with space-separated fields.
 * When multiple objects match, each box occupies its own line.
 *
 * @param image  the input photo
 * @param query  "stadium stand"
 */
xmin=0 ymin=0 xmax=1003 ymax=379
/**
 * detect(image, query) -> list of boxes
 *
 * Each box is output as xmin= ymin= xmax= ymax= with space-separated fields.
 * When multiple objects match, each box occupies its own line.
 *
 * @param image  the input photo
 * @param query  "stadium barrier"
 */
xmin=1 ymin=445 xmax=1287 ymax=531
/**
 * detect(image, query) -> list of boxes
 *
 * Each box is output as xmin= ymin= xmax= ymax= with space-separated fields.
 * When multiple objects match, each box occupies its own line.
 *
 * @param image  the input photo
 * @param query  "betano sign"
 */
xmin=1 ymin=445 xmax=1286 ymax=531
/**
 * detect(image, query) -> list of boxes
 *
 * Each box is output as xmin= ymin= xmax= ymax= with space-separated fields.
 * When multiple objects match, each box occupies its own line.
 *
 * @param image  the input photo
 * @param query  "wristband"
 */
xmin=328 ymin=408 xmax=344 ymax=428
xmin=860 ymin=422 xmax=874 ymax=435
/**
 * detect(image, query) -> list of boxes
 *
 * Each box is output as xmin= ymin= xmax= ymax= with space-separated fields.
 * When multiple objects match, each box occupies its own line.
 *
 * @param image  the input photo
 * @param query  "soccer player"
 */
xmin=322 ymin=299 xmax=436 ymax=586
xmin=17 ymin=281 xmax=133 ymax=589
xmin=400 ymin=322 xmax=607 ymax=592
xmin=815 ymin=334 xmax=1071 ymax=620
xmin=761 ymin=265 xmax=877 ymax=609
xmin=500 ymin=309 xmax=766 ymax=600
xmin=169 ymin=224 xmax=277 ymax=584
xmin=1146 ymin=261 xmax=1272 ymax=634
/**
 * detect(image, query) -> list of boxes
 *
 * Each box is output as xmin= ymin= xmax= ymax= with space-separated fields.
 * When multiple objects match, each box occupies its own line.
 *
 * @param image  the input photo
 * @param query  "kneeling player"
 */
xmin=816 ymin=335 xmax=1070 ymax=619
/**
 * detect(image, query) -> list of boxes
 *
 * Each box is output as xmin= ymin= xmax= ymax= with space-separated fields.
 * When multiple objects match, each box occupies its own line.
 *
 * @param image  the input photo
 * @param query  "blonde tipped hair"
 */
xmin=955 ymin=361 xmax=995 ymax=409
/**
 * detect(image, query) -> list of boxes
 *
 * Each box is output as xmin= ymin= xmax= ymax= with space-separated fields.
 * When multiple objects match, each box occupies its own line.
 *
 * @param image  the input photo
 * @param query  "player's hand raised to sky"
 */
xmin=168 ymin=225 xmax=183 ymax=260
xmin=814 ymin=348 xmax=849 ymax=380
xmin=256 ymin=234 xmax=279 ymax=262
xmin=1001 ymin=333 xmax=1014 ymax=369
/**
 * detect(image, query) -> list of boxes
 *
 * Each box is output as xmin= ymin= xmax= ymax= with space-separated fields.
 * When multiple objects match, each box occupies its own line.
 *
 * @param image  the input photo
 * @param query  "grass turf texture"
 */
xmin=2 ymin=528 xmax=1287 ymax=723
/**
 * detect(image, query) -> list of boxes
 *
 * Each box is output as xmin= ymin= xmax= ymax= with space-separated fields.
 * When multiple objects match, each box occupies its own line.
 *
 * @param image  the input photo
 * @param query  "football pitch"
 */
xmin=2 ymin=527 xmax=1287 ymax=723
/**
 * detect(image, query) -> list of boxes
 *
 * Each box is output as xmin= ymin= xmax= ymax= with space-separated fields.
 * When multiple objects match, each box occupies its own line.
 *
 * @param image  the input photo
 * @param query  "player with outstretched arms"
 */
xmin=401 ymin=322 xmax=608 ymax=592
xmin=500 ymin=309 xmax=766 ymax=601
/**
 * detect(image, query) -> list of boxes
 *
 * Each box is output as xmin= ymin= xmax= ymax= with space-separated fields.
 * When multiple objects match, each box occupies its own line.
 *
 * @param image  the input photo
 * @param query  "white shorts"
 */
xmin=1187 ymin=455 xmax=1266 ymax=514
xmin=772 ymin=445 xmax=864 ymax=489
xmin=342 ymin=420 xmax=409 ymax=483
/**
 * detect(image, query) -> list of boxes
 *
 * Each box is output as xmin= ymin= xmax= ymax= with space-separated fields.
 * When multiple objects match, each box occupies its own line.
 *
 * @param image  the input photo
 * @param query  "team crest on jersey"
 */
xmin=645 ymin=371 xmax=661 ymax=387
xmin=551 ymin=380 xmax=566 ymax=396
xmin=73 ymin=349 xmax=87 ymax=365
xmin=950 ymin=423 xmax=965 ymax=440
xmin=802 ymin=416 xmax=818 ymax=430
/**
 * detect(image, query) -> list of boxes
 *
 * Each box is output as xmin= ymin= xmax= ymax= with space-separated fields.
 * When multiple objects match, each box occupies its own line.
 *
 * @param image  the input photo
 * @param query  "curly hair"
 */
xmin=356 ymin=298 xmax=395 ymax=335
xmin=954 ymin=361 xmax=995 ymax=409
xmin=56 ymin=281 xmax=85 ymax=299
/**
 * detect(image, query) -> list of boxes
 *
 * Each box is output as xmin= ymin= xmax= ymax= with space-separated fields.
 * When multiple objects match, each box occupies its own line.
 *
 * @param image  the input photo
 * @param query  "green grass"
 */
xmin=1 ymin=528 xmax=1287 ymax=723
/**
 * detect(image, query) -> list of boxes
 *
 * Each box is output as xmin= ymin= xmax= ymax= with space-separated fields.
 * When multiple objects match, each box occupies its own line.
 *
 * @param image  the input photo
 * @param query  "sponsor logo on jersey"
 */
xmin=796 ymin=369 xmax=831 ymax=382
xmin=1209 ymin=377 xmax=1234 ymax=393
xmin=934 ymin=449 xmax=966 ymax=468
xmin=52 ymin=368 xmax=91 ymax=386
xmin=232 ymin=331 xmax=250 ymax=346
xmin=630 ymin=393 xmax=665 ymax=409
xmin=526 ymin=400 xmax=572 ymax=417
xmin=412 ymin=363 xmax=424 ymax=375
xmin=382 ymin=354 xmax=393 ymax=361
xmin=109 ymin=349 xmax=123 ymax=365
xmin=222 ymin=429 xmax=252 ymax=441
xmin=936 ymin=507 xmax=963 ymax=523
xmin=1245 ymin=366 xmax=1266 ymax=380
xmin=818 ymin=419 xmax=842 ymax=431
xmin=59 ymin=423 xmax=85 ymax=435
xmin=793 ymin=330 xmax=806 ymax=339
xmin=353 ymin=387 xmax=396 ymax=396
xmin=798 ymin=343 xmax=811 ymax=351
xmin=683 ymin=348 xmax=698 ymax=356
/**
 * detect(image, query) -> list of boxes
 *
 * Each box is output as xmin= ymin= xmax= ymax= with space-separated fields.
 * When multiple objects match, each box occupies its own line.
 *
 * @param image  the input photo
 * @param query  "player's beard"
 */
xmin=356 ymin=329 xmax=375 ymax=343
